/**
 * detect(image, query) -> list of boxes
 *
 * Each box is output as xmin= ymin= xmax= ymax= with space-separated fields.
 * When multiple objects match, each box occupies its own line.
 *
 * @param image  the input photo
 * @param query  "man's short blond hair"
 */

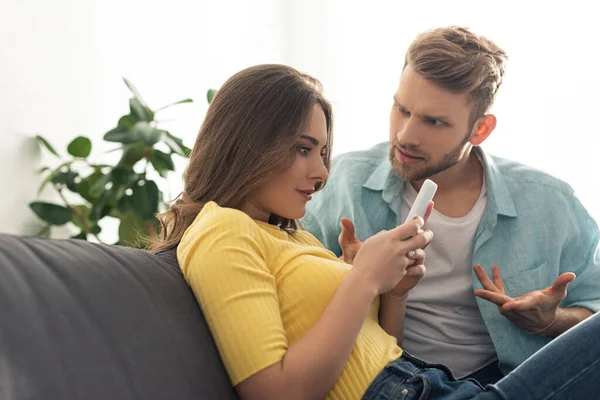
xmin=404 ymin=26 xmax=508 ymax=127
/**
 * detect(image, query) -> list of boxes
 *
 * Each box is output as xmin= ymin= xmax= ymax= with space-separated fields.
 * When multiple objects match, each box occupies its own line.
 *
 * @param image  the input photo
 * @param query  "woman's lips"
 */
xmin=296 ymin=190 xmax=313 ymax=201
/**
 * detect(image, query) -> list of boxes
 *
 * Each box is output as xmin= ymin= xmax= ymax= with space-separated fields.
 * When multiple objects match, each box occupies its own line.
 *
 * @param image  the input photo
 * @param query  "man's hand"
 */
xmin=473 ymin=264 xmax=576 ymax=335
xmin=388 ymin=248 xmax=427 ymax=297
xmin=338 ymin=218 xmax=363 ymax=265
xmin=339 ymin=202 xmax=434 ymax=298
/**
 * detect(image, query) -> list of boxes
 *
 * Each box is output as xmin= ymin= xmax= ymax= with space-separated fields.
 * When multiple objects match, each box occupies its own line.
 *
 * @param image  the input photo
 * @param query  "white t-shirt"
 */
xmin=401 ymin=179 xmax=497 ymax=378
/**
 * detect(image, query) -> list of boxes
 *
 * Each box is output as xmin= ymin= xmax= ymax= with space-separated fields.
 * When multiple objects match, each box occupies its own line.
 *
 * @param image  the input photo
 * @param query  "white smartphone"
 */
xmin=404 ymin=179 xmax=438 ymax=223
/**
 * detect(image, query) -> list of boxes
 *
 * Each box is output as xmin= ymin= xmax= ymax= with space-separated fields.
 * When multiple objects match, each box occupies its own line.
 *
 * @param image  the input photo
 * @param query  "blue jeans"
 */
xmin=363 ymin=311 xmax=600 ymax=399
xmin=463 ymin=361 xmax=504 ymax=386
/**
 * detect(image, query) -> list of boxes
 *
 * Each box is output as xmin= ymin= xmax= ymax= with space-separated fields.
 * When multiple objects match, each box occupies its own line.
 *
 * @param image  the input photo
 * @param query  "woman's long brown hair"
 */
xmin=149 ymin=64 xmax=333 ymax=252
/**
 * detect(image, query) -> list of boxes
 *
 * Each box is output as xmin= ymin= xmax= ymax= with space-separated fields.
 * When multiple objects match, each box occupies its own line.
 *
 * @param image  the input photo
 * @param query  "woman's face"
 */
xmin=242 ymin=104 xmax=329 ymax=222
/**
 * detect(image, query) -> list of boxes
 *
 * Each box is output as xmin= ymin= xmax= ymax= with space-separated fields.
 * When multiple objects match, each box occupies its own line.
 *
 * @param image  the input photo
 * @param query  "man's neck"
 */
xmin=411 ymin=148 xmax=485 ymax=218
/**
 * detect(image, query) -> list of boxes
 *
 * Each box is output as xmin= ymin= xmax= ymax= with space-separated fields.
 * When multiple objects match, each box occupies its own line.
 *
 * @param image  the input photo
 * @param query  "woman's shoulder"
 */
xmin=177 ymin=202 xmax=270 ymax=271
xmin=180 ymin=202 xmax=263 ymax=247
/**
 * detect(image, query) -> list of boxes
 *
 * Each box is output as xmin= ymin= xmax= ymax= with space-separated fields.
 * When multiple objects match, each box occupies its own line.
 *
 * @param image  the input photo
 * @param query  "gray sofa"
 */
xmin=0 ymin=234 xmax=238 ymax=400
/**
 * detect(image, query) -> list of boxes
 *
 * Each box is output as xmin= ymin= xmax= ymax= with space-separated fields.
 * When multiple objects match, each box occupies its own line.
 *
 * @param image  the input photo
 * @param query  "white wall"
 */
xmin=284 ymin=0 xmax=600 ymax=222
xmin=0 ymin=0 xmax=286 ymax=237
xmin=1 ymin=0 xmax=599 ymax=237
xmin=0 ymin=0 xmax=100 ymax=235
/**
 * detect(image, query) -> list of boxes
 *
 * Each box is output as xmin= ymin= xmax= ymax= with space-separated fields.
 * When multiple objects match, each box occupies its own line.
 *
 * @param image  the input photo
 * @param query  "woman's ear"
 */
xmin=470 ymin=115 xmax=496 ymax=146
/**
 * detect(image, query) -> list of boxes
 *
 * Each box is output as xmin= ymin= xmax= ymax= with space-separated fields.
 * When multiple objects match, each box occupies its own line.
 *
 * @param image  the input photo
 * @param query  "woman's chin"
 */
xmin=279 ymin=207 xmax=306 ymax=221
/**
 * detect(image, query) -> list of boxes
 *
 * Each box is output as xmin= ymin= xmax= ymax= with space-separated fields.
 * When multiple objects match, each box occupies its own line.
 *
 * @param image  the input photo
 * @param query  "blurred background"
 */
xmin=1 ymin=0 xmax=598 ymax=243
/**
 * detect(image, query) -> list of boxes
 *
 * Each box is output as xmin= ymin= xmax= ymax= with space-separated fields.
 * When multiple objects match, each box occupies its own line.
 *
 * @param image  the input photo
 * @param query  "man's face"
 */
xmin=389 ymin=66 xmax=475 ymax=182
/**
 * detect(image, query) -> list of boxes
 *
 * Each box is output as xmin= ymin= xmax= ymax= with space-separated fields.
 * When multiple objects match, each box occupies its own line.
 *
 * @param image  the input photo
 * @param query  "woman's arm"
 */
xmin=236 ymin=221 xmax=432 ymax=400
xmin=235 ymin=269 xmax=377 ymax=400
xmin=377 ymin=249 xmax=426 ymax=345
xmin=378 ymin=293 xmax=408 ymax=346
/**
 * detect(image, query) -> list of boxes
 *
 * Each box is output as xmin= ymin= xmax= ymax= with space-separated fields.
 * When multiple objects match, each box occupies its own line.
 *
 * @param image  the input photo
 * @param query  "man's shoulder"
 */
xmin=490 ymin=154 xmax=574 ymax=197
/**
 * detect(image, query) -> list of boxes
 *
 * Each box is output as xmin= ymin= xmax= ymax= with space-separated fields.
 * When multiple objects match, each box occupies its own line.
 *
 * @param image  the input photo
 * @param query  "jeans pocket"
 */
xmin=363 ymin=360 xmax=429 ymax=400
xmin=385 ymin=363 xmax=429 ymax=400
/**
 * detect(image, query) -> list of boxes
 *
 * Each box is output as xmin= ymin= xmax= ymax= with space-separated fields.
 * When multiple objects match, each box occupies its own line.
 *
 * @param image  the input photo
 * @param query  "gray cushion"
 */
xmin=0 ymin=234 xmax=237 ymax=400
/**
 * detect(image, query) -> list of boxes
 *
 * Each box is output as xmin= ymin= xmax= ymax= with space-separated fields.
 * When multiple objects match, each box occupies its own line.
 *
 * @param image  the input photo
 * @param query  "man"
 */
xmin=303 ymin=26 xmax=600 ymax=385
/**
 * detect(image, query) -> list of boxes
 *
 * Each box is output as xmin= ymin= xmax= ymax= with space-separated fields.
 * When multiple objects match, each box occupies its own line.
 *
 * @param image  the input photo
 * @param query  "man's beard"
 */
xmin=389 ymin=133 xmax=471 ymax=182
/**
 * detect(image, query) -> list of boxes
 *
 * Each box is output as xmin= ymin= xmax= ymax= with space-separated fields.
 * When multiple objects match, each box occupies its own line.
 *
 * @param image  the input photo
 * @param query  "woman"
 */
xmin=150 ymin=64 xmax=600 ymax=400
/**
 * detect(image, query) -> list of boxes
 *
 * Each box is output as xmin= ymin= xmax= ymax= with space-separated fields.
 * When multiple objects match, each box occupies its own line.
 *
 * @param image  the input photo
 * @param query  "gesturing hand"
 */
xmin=338 ymin=202 xmax=434 ymax=267
xmin=473 ymin=264 xmax=576 ymax=334
xmin=338 ymin=218 xmax=363 ymax=265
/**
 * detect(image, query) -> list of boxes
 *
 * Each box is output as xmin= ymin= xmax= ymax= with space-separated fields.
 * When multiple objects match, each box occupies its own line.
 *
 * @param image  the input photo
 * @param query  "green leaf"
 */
xmin=123 ymin=78 xmax=146 ymax=105
xmin=131 ymin=180 xmax=159 ymax=221
xmin=111 ymin=166 xmax=135 ymax=185
xmin=118 ymin=211 xmax=148 ymax=248
xmin=37 ymin=225 xmax=51 ymax=238
xmin=29 ymin=202 xmax=72 ymax=225
xmin=71 ymin=204 xmax=101 ymax=236
xmin=118 ymin=114 xmax=137 ymax=129
xmin=90 ymin=173 xmax=112 ymax=195
xmin=37 ymin=161 xmax=72 ymax=195
xmin=207 ymin=89 xmax=217 ymax=104
xmin=51 ymin=170 xmax=78 ymax=191
xmin=161 ymin=132 xmax=191 ymax=157
xmin=108 ymin=185 xmax=127 ymax=209
xmin=130 ymin=98 xmax=154 ymax=122
xmin=38 ymin=166 xmax=50 ymax=173
xmin=71 ymin=204 xmax=90 ymax=228
xmin=180 ymin=144 xmax=192 ymax=157
xmin=76 ymin=172 xmax=103 ymax=203
xmin=150 ymin=149 xmax=175 ymax=173
xmin=38 ymin=170 xmax=59 ymax=195
xmin=104 ymin=125 xmax=141 ymax=144
xmin=67 ymin=136 xmax=92 ymax=158
xmin=89 ymin=199 xmax=112 ymax=222
xmin=35 ymin=135 xmax=60 ymax=157
xmin=154 ymin=98 xmax=193 ymax=113
xmin=119 ymin=144 xmax=148 ymax=167
xmin=133 ymin=122 xmax=162 ymax=146
xmin=117 ymin=193 xmax=133 ymax=214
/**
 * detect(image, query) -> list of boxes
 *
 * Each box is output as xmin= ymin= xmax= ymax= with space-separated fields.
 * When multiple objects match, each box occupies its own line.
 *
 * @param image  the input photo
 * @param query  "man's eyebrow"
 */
xmin=300 ymin=135 xmax=319 ymax=145
xmin=423 ymin=113 xmax=452 ymax=122
xmin=393 ymin=97 xmax=451 ymax=121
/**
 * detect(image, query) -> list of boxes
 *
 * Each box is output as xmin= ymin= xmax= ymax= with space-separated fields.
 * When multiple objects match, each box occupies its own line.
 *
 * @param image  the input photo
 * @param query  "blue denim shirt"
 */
xmin=303 ymin=142 xmax=600 ymax=375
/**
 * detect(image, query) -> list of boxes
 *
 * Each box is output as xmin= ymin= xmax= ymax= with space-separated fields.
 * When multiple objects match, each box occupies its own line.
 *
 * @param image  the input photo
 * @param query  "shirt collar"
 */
xmin=362 ymin=146 xmax=518 ymax=218
xmin=476 ymin=147 xmax=518 ymax=218
xmin=363 ymin=155 xmax=406 ymax=203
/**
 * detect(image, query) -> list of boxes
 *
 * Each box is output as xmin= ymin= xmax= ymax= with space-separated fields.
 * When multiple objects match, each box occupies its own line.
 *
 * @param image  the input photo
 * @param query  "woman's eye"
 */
xmin=297 ymin=146 xmax=311 ymax=156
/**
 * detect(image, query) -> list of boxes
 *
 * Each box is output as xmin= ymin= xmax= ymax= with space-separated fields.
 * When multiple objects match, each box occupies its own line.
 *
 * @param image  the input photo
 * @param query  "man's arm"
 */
xmin=474 ymin=192 xmax=600 ymax=336
xmin=474 ymin=264 xmax=593 ymax=337
xmin=540 ymin=306 xmax=593 ymax=337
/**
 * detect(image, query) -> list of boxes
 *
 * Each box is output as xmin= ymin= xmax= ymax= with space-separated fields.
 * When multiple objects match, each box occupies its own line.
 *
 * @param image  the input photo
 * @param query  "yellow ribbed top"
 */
xmin=177 ymin=202 xmax=402 ymax=400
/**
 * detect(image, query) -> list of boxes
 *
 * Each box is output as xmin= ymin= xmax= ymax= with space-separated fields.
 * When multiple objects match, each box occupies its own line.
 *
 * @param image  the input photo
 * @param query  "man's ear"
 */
xmin=470 ymin=115 xmax=496 ymax=146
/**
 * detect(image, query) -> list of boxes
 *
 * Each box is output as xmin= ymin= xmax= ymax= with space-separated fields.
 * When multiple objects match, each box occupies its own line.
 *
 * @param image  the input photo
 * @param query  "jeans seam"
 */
xmin=540 ymin=357 xmax=600 ymax=400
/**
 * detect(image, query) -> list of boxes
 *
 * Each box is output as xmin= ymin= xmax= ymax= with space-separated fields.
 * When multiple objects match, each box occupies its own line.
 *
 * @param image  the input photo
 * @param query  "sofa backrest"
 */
xmin=0 ymin=234 xmax=237 ymax=400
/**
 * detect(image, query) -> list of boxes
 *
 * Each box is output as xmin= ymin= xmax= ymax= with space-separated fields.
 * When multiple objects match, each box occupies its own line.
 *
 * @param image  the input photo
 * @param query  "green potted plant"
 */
xmin=30 ymin=79 xmax=216 ymax=247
